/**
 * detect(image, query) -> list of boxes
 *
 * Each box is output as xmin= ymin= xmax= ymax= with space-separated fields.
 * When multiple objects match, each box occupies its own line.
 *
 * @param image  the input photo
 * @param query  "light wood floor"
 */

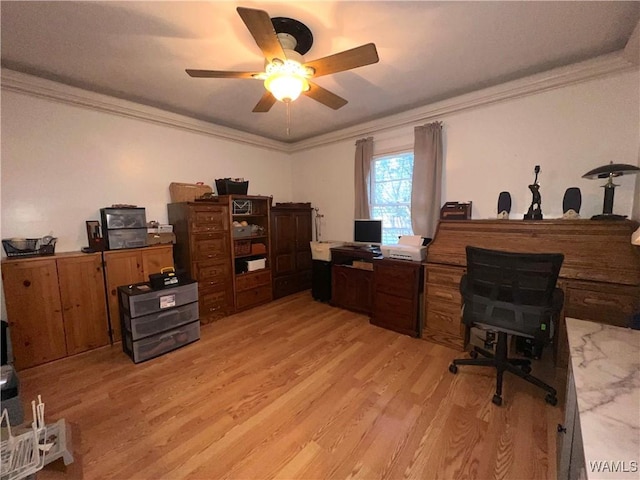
xmin=19 ymin=291 xmax=564 ymax=480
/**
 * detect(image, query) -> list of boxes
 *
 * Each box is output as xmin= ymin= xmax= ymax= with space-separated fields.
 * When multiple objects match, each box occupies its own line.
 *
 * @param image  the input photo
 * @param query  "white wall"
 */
xmin=1 ymin=91 xmax=293 ymax=253
xmin=292 ymin=70 xmax=640 ymax=242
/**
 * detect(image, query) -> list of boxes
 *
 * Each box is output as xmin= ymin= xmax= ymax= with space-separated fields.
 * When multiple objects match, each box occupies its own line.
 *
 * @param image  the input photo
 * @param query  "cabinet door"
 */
xmin=141 ymin=245 xmax=174 ymax=278
xmin=57 ymin=254 xmax=110 ymax=354
xmin=272 ymin=213 xmax=296 ymax=276
xmin=294 ymin=211 xmax=313 ymax=272
xmin=103 ymin=250 xmax=144 ymax=342
xmin=2 ymin=259 xmax=67 ymax=369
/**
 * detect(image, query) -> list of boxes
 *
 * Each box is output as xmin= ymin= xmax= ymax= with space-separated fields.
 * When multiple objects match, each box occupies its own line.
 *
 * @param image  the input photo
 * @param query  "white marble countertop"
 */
xmin=566 ymin=318 xmax=640 ymax=479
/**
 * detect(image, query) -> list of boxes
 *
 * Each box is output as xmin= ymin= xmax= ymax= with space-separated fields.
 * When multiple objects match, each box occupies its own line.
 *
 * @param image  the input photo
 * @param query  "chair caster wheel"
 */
xmin=469 ymin=350 xmax=478 ymax=359
xmin=521 ymin=364 xmax=532 ymax=374
xmin=449 ymin=364 xmax=458 ymax=374
xmin=545 ymin=394 xmax=558 ymax=406
xmin=492 ymin=395 xmax=503 ymax=406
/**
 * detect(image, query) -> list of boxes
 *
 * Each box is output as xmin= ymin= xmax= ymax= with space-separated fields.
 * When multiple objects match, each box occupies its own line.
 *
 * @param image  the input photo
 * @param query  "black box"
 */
xmin=215 ymin=178 xmax=249 ymax=195
xmin=149 ymin=268 xmax=179 ymax=289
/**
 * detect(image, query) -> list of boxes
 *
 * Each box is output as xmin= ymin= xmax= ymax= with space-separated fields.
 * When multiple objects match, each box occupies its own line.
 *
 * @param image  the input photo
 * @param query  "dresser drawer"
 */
xmin=236 ymin=270 xmax=271 ymax=291
xmin=199 ymin=288 xmax=232 ymax=321
xmin=192 ymin=234 xmax=229 ymax=261
xmin=236 ymin=284 xmax=272 ymax=309
xmin=190 ymin=207 xmax=228 ymax=232
xmin=124 ymin=301 xmax=199 ymax=340
xmin=193 ymin=260 xmax=230 ymax=287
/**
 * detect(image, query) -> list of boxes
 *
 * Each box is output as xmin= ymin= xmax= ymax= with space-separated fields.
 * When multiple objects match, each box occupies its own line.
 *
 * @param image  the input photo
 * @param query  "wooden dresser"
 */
xmin=168 ymin=201 xmax=234 ymax=324
xmin=423 ymin=219 xmax=640 ymax=367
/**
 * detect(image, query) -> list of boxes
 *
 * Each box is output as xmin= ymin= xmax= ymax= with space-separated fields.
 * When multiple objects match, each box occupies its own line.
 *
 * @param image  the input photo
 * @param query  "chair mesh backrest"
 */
xmin=462 ymin=246 xmax=564 ymax=338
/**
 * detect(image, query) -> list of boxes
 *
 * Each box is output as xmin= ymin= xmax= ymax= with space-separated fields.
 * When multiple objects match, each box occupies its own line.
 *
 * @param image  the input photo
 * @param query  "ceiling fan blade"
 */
xmin=304 ymin=82 xmax=348 ymax=110
xmin=253 ymin=91 xmax=277 ymax=112
xmin=304 ymin=43 xmax=379 ymax=77
xmin=236 ymin=7 xmax=286 ymax=63
xmin=186 ymin=69 xmax=260 ymax=79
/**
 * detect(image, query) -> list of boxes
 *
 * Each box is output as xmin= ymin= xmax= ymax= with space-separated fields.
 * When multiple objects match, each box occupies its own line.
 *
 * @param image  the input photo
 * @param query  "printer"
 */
xmin=380 ymin=235 xmax=427 ymax=262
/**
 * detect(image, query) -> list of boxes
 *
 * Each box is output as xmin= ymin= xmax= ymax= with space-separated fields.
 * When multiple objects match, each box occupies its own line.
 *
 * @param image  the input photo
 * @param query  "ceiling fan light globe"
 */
xmin=265 ymin=72 xmax=308 ymax=102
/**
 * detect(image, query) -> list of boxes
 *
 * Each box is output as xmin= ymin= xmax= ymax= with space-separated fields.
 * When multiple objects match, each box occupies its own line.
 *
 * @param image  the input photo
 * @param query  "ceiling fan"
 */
xmin=186 ymin=7 xmax=379 ymax=112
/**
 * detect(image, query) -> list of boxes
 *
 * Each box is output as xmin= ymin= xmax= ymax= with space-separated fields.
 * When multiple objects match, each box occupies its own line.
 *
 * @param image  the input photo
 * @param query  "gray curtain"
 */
xmin=411 ymin=122 xmax=443 ymax=238
xmin=354 ymin=136 xmax=374 ymax=219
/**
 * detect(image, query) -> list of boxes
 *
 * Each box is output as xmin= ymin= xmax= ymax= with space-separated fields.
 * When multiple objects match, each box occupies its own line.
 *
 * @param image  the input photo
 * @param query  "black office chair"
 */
xmin=448 ymin=246 xmax=564 ymax=406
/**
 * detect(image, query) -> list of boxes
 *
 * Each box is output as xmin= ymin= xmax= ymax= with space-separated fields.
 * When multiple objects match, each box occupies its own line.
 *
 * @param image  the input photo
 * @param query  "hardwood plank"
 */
xmin=17 ymin=291 xmax=562 ymax=480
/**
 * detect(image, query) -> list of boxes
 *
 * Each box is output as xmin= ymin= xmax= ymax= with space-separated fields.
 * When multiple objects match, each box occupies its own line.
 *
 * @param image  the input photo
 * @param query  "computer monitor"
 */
xmin=354 ymin=219 xmax=382 ymax=247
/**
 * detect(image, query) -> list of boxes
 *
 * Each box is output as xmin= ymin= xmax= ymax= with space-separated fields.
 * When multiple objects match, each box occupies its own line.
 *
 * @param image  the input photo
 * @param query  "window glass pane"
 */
xmin=371 ymin=152 xmax=414 ymax=244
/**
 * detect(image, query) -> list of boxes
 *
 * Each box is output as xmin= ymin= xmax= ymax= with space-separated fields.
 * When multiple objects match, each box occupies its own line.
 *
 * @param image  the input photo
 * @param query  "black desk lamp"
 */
xmin=582 ymin=161 xmax=640 ymax=220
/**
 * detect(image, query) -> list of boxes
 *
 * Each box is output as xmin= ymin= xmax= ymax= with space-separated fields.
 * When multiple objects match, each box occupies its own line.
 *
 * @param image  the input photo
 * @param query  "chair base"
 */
xmin=449 ymin=331 xmax=557 ymax=406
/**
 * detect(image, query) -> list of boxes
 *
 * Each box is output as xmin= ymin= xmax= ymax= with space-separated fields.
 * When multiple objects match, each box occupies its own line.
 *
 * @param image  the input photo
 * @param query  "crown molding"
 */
xmin=288 ymin=51 xmax=638 ymax=153
xmin=2 ymin=50 xmax=637 ymax=155
xmin=0 ymin=69 xmax=290 ymax=153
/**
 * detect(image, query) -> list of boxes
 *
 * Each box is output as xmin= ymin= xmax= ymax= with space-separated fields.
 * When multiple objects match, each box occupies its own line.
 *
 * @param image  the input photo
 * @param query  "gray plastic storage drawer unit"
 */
xmin=100 ymin=207 xmax=148 ymax=250
xmin=119 ymin=281 xmax=198 ymax=318
xmin=118 ymin=279 xmax=200 ymax=363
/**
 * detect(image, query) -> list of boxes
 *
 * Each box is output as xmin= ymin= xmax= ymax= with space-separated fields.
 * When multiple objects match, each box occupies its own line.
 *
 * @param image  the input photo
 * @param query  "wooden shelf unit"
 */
xmin=230 ymin=195 xmax=273 ymax=311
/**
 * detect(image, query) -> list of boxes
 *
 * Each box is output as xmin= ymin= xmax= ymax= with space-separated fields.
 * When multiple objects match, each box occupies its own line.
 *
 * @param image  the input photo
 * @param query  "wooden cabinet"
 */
xmin=331 ymin=265 xmax=373 ymax=314
xmin=423 ymin=219 xmax=640 ymax=363
xmin=103 ymin=244 xmax=174 ymax=341
xmin=330 ymin=246 xmax=377 ymax=315
xmin=2 ymin=252 xmax=109 ymax=370
xmin=270 ymin=203 xmax=312 ymax=299
xmin=168 ymin=202 xmax=233 ymax=324
xmin=372 ymin=258 xmax=423 ymax=337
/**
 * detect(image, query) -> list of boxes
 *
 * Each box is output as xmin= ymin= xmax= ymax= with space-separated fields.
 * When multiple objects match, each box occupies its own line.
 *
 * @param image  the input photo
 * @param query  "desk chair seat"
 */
xmin=449 ymin=246 xmax=564 ymax=406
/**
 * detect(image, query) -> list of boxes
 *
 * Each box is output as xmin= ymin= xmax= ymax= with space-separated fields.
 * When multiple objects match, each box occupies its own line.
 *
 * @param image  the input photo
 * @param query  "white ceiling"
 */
xmin=2 ymin=1 xmax=639 ymax=143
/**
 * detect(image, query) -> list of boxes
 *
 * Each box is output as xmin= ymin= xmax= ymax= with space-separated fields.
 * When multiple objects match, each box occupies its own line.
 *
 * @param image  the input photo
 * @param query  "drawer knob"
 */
xmin=23 ymin=280 xmax=31 ymax=288
xmin=557 ymin=424 xmax=566 ymax=434
xmin=209 ymin=306 xmax=220 ymax=312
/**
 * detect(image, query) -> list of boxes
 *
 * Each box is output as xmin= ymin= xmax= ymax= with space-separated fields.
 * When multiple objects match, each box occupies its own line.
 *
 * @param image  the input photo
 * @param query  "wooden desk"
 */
xmin=330 ymin=247 xmax=424 ymax=337
xmin=423 ymin=219 xmax=640 ymax=367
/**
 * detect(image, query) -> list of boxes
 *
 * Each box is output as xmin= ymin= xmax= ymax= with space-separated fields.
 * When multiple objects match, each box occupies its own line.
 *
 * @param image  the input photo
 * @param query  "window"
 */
xmin=370 ymin=152 xmax=414 ymax=244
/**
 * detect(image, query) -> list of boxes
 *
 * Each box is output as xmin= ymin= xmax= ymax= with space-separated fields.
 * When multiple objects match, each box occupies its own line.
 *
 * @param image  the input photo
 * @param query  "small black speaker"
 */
xmin=563 ymin=187 xmax=581 ymax=214
xmin=497 ymin=191 xmax=511 ymax=218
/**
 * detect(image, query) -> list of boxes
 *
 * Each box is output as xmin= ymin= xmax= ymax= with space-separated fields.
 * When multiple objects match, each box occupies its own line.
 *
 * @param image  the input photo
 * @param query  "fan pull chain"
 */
xmin=286 ymin=101 xmax=291 ymax=137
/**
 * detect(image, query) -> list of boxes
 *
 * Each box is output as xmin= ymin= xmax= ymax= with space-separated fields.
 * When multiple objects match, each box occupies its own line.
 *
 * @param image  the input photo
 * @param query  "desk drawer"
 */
xmin=566 ymin=287 xmax=638 ymax=326
xmin=427 ymin=265 xmax=464 ymax=288
xmin=427 ymin=283 xmax=461 ymax=304
xmin=426 ymin=301 xmax=464 ymax=337
xmin=374 ymin=263 xmax=418 ymax=298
